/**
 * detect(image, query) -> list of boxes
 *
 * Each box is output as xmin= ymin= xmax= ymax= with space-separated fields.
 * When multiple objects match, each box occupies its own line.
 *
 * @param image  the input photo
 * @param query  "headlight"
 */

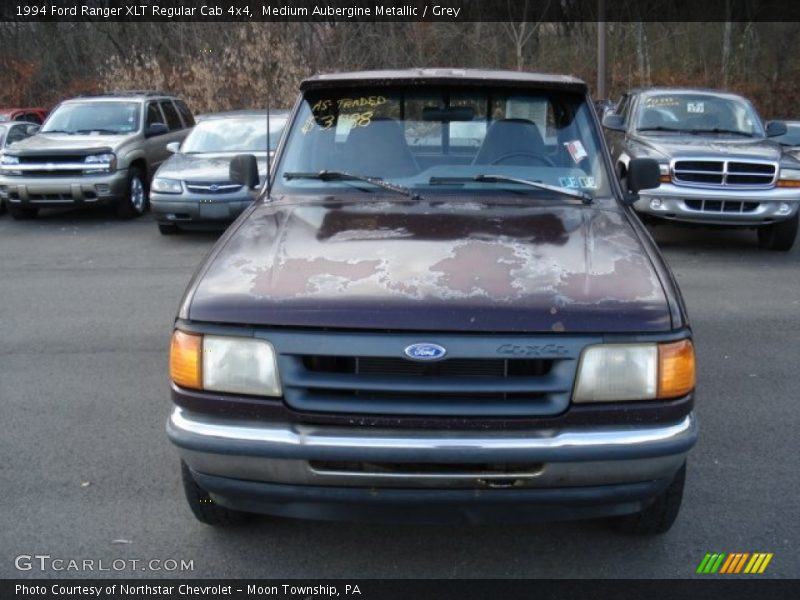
xmin=777 ymin=168 xmax=800 ymax=188
xmin=170 ymin=331 xmax=282 ymax=397
xmin=0 ymin=154 xmax=21 ymax=175
xmin=151 ymin=177 xmax=183 ymax=194
xmin=83 ymin=152 xmax=116 ymax=174
xmin=658 ymin=163 xmax=670 ymax=183
xmin=573 ymin=340 xmax=694 ymax=403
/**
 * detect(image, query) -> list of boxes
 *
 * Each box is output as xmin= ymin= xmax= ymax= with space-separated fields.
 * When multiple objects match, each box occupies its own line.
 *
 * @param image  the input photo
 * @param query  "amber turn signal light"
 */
xmin=659 ymin=174 xmax=671 ymax=183
xmin=658 ymin=339 xmax=695 ymax=399
xmin=170 ymin=330 xmax=202 ymax=390
xmin=776 ymin=179 xmax=800 ymax=188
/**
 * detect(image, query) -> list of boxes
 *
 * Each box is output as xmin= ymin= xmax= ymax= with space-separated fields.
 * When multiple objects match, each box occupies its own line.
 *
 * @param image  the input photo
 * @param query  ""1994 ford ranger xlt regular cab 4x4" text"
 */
xmin=167 ymin=69 xmax=697 ymax=534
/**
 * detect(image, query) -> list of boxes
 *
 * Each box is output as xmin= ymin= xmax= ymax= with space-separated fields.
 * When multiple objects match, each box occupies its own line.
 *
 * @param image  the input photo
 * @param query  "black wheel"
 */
xmin=757 ymin=213 xmax=798 ymax=251
xmin=613 ymin=463 xmax=686 ymax=535
xmin=8 ymin=204 xmax=39 ymax=220
xmin=181 ymin=461 xmax=249 ymax=526
xmin=158 ymin=223 xmax=180 ymax=235
xmin=116 ymin=166 xmax=148 ymax=219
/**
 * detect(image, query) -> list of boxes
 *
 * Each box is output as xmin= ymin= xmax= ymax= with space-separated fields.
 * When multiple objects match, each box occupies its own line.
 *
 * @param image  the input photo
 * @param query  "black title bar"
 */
xmin=4 ymin=0 xmax=800 ymax=22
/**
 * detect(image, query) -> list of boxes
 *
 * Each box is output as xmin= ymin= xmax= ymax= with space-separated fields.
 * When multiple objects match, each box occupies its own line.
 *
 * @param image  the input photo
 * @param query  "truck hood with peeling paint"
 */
xmin=186 ymin=197 xmax=672 ymax=333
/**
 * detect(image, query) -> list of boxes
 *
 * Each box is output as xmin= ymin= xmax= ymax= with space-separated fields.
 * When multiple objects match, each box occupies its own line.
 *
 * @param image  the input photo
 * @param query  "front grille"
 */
xmin=185 ymin=181 xmax=243 ymax=194
xmin=278 ymin=344 xmax=580 ymax=417
xmin=19 ymin=155 xmax=86 ymax=164
xmin=14 ymin=155 xmax=89 ymax=176
xmin=672 ymin=159 xmax=776 ymax=188
xmin=303 ymin=356 xmax=551 ymax=378
xmin=684 ymin=199 xmax=760 ymax=213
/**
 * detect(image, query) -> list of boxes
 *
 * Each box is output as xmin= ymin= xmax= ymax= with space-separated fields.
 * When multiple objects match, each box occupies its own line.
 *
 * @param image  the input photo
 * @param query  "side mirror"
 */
xmin=166 ymin=141 xmax=180 ymax=154
xmin=145 ymin=122 xmax=168 ymax=138
xmin=766 ymin=121 xmax=788 ymax=137
xmin=627 ymin=158 xmax=662 ymax=194
xmin=230 ymin=154 xmax=259 ymax=189
xmin=602 ymin=114 xmax=625 ymax=132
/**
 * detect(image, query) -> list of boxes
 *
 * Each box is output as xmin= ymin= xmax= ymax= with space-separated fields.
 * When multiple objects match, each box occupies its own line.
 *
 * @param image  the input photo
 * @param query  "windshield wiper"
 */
xmin=41 ymin=129 xmax=73 ymax=135
xmin=429 ymin=174 xmax=592 ymax=204
xmin=73 ymin=128 xmax=121 ymax=135
xmin=283 ymin=170 xmax=421 ymax=200
xmin=688 ymin=128 xmax=754 ymax=137
xmin=637 ymin=126 xmax=689 ymax=133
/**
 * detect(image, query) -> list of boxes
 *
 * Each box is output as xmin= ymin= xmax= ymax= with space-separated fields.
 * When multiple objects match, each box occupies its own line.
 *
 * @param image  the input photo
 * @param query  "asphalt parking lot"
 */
xmin=1 ymin=207 xmax=798 ymax=579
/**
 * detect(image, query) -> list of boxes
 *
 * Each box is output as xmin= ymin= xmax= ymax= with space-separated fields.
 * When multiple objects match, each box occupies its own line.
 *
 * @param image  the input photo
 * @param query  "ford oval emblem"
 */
xmin=404 ymin=343 xmax=447 ymax=361
xmin=209 ymin=184 xmax=219 ymax=191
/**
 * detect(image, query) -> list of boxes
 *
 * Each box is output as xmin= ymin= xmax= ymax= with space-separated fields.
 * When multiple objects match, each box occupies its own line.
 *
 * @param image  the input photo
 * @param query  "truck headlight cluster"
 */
xmin=777 ymin=168 xmax=800 ymax=188
xmin=573 ymin=340 xmax=695 ymax=403
xmin=83 ymin=153 xmax=116 ymax=174
xmin=0 ymin=154 xmax=22 ymax=175
xmin=151 ymin=177 xmax=183 ymax=194
xmin=170 ymin=331 xmax=282 ymax=397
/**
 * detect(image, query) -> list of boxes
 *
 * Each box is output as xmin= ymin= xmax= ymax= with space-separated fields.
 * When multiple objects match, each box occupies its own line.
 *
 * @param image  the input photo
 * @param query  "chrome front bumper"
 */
xmin=168 ymin=407 xmax=697 ymax=490
xmin=635 ymin=182 xmax=800 ymax=225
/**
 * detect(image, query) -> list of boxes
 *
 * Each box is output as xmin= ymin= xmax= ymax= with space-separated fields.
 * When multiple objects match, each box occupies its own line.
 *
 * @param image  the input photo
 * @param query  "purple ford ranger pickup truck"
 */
xmin=167 ymin=69 xmax=697 ymax=534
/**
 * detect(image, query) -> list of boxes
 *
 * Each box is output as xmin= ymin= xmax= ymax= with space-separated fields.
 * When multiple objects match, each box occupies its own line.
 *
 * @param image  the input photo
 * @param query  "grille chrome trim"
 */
xmin=185 ymin=181 xmax=243 ymax=194
xmin=670 ymin=157 xmax=777 ymax=189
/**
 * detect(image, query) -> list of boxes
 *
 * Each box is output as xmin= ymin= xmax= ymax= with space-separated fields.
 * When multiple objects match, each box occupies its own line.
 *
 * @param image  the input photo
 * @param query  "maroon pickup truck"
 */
xmin=0 ymin=107 xmax=48 ymax=124
xmin=167 ymin=69 xmax=697 ymax=534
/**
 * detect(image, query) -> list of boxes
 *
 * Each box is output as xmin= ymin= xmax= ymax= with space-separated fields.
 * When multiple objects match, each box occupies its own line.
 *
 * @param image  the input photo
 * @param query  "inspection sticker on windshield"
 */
xmin=687 ymin=102 xmax=705 ymax=113
xmin=564 ymin=140 xmax=588 ymax=164
xmin=560 ymin=176 xmax=597 ymax=189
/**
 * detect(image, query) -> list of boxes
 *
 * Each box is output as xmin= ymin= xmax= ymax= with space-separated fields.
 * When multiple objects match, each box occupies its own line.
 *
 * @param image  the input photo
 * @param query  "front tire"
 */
xmin=181 ymin=461 xmax=250 ymax=526
xmin=613 ymin=463 xmax=686 ymax=535
xmin=116 ymin=167 xmax=148 ymax=219
xmin=757 ymin=213 xmax=798 ymax=251
xmin=8 ymin=204 xmax=39 ymax=220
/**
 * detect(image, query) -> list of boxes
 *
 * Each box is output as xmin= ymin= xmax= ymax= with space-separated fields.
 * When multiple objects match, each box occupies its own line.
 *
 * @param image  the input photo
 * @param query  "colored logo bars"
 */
xmin=697 ymin=552 xmax=773 ymax=574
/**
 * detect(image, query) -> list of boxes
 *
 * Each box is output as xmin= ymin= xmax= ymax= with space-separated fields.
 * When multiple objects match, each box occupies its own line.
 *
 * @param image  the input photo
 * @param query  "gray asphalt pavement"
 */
xmin=1 ymin=207 xmax=798 ymax=579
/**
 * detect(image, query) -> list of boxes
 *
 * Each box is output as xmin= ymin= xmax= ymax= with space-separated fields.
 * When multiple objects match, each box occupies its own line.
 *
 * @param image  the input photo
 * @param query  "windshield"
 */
xmin=181 ymin=115 xmax=288 ymax=153
xmin=41 ymin=101 xmax=140 ymax=134
xmin=273 ymin=86 xmax=612 ymax=200
xmin=636 ymin=93 xmax=763 ymax=136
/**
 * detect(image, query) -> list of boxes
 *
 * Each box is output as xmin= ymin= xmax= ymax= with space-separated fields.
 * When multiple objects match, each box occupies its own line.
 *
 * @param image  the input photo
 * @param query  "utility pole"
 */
xmin=597 ymin=0 xmax=607 ymax=99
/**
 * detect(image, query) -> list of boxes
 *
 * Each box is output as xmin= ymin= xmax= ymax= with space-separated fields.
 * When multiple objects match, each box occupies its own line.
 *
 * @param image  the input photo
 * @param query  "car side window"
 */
xmin=174 ymin=100 xmax=195 ymax=128
xmin=146 ymin=102 xmax=165 ymax=127
xmin=6 ymin=125 xmax=31 ymax=145
xmin=23 ymin=112 xmax=42 ymax=124
xmin=159 ymin=101 xmax=183 ymax=131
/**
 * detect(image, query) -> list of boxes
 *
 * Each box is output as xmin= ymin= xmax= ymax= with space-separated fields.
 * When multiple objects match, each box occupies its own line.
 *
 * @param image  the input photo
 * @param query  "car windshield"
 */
xmin=636 ymin=93 xmax=763 ymax=136
xmin=273 ymin=85 xmax=612 ymax=200
xmin=0 ymin=124 xmax=6 ymax=146
xmin=181 ymin=115 xmax=288 ymax=153
xmin=41 ymin=101 xmax=140 ymax=134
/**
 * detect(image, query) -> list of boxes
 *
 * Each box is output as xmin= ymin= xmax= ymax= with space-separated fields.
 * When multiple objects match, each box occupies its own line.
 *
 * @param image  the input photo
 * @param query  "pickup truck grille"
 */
xmin=672 ymin=159 xmax=776 ymax=188
xmin=269 ymin=333 xmax=589 ymax=418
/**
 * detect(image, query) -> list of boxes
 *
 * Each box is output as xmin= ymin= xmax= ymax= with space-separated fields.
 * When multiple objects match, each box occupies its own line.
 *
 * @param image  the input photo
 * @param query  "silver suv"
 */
xmin=0 ymin=91 xmax=194 ymax=219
